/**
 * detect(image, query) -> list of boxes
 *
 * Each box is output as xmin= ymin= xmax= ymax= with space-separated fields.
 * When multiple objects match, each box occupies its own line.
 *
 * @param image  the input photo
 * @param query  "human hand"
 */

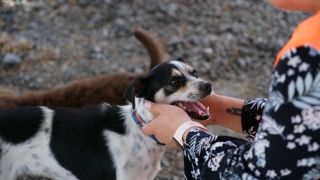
xmin=142 ymin=101 xmax=192 ymax=148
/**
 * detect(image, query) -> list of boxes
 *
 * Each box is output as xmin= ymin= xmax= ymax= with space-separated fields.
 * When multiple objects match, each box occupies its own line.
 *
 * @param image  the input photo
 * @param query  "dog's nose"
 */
xmin=200 ymin=82 xmax=212 ymax=93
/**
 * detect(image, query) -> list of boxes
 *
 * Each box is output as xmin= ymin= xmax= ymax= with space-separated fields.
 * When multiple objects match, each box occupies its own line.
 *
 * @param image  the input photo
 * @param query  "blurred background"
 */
xmin=0 ymin=0 xmax=310 ymax=179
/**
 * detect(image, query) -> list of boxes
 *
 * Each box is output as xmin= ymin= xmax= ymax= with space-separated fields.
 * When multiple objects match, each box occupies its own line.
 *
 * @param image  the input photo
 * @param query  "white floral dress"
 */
xmin=183 ymin=45 xmax=320 ymax=180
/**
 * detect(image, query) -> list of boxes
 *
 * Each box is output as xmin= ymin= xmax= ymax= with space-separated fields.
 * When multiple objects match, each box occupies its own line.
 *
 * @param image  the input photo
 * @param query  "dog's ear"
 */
xmin=124 ymin=76 xmax=148 ymax=103
xmin=174 ymin=57 xmax=186 ymax=63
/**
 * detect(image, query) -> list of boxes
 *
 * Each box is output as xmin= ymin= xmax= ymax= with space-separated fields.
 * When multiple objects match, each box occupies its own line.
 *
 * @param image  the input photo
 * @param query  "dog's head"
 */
xmin=125 ymin=58 xmax=212 ymax=121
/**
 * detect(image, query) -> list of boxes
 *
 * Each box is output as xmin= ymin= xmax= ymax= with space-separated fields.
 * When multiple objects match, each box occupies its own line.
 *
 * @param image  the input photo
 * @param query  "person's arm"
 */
xmin=199 ymin=93 xmax=245 ymax=133
xmin=199 ymin=94 xmax=267 ymax=141
xmin=184 ymin=45 xmax=320 ymax=179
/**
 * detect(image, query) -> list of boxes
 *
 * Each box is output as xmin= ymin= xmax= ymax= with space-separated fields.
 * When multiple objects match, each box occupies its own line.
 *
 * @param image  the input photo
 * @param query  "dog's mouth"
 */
xmin=172 ymin=101 xmax=209 ymax=120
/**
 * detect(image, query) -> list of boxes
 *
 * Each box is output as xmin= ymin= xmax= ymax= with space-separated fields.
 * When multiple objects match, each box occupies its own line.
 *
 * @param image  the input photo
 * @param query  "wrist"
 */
xmin=182 ymin=127 xmax=196 ymax=141
xmin=173 ymin=121 xmax=208 ymax=150
xmin=209 ymin=93 xmax=223 ymax=125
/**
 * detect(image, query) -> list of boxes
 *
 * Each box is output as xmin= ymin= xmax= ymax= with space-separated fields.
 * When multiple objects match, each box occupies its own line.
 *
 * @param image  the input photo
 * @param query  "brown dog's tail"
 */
xmin=133 ymin=29 xmax=164 ymax=70
xmin=0 ymin=86 xmax=18 ymax=109
xmin=6 ymin=30 xmax=165 ymax=109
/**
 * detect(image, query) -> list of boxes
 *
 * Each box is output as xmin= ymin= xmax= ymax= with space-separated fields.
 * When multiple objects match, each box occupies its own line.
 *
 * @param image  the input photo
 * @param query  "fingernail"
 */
xmin=144 ymin=101 xmax=152 ymax=109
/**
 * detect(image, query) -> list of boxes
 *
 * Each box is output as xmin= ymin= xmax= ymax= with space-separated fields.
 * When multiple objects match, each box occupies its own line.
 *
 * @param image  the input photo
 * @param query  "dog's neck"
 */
xmin=132 ymin=97 xmax=156 ymax=123
xmin=131 ymin=97 xmax=165 ymax=145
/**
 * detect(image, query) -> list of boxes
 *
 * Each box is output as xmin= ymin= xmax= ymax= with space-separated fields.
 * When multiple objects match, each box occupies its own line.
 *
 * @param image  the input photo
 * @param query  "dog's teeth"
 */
xmin=207 ymin=107 xmax=209 ymax=112
xmin=198 ymin=111 xmax=202 ymax=116
xmin=179 ymin=102 xmax=183 ymax=107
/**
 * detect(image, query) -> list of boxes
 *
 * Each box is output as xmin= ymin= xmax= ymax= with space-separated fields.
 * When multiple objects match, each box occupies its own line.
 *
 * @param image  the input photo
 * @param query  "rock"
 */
xmin=102 ymin=28 xmax=109 ymax=38
xmin=167 ymin=36 xmax=182 ymax=47
xmin=93 ymin=45 xmax=101 ymax=53
xmin=117 ymin=4 xmax=132 ymax=17
xmin=78 ymin=0 xmax=90 ymax=7
xmin=203 ymin=47 xmax=213 ymax=55
xmin=198 ymin=61 xmax=211 ymax=75
xmin=187 ymin=35 xmax=200 ymax=45
xmin=111 ymin=18 xmax=131 ymax=37
xmin=167 ymin=3 xmax=178 ymax=17
xmin=2 ymin=53 xmax=21 ymax=70
xmin=36 ymin=78 xmax=44 ymax=85
xmin=134 ymin=67 xmax=143 ymax=74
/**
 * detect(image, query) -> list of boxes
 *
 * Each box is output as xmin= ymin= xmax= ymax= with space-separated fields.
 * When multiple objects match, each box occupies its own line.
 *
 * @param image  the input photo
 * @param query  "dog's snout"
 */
xmin=200 ymin=82 xmax=212 ymax=93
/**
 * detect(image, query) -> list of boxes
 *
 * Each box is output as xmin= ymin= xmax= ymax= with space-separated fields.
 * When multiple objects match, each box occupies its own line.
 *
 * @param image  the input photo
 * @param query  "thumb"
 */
xmin=144 ymin=100 xmax=161 ymax=115
xmin=142 ymin=101 xmax=159 ymax=136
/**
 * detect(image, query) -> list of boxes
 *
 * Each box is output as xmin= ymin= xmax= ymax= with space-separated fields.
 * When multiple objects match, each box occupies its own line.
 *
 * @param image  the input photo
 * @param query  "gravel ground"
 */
xmin=0 ymin=0 xmax=310 ymax=179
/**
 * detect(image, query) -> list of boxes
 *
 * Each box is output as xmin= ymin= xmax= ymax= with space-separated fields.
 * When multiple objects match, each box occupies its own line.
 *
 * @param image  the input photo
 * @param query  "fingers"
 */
xmin=142 ymin=101 xmax=170 ymax=136
xmin=142 ymin=100 xmax=191 ymax=149
xmin=144 ymin=100 xmax=163 ymax=115
xmin=141 ymin=121 xmax=154 ymax=136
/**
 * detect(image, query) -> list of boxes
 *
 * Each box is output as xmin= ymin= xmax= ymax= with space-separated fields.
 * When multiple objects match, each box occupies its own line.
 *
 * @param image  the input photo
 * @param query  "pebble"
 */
xmin=78 ymin=0 xmax=90 ymax=7
xmin=203 ymin=47 xmax=213 ymax=55
xmin=2 ymin=53 xmax=21 ymax=70
xmin=93 ymin=45 xmax=102 ymax=53
xmin=167 ymin=36 xmax=182 ymax=47
xmin=167 ymin=3 xmax=178 ymax=17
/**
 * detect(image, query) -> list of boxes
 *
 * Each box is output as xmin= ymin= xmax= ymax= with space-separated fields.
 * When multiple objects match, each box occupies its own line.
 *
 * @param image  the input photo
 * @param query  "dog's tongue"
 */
xmin=185 ymin=102 xmax=207 ymax=113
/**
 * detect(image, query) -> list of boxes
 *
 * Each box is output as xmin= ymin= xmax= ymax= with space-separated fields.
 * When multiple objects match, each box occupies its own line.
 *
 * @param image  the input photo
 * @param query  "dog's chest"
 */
xmin=104 ymin=113 xmax=166 ymax=180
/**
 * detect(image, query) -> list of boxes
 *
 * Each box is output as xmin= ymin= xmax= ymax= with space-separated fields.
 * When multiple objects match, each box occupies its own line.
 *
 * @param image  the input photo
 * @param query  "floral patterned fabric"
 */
xmin=241 ymin=98 xmax=267 ymax=141
xmin=183 ymin=45 xmax=320 ymax=180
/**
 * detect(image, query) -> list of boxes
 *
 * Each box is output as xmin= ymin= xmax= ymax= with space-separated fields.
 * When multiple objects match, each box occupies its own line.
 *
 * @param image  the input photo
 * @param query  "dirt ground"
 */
xmin=0 ymin=0 xmax=310 ymax=179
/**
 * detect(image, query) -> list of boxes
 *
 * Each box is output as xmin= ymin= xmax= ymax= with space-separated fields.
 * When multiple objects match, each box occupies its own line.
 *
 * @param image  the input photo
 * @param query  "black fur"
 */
xmin=0 ymin=107 xmax=43 ymax=144
xmin=124 ymin=58 xmax=189 ymax=103
xmin=49 ymin=105 xmax=125 ymax=180
xmin=125 ymin=63 xmax=188 ymax=103
xmin=0 ymin=105 xmax=125 ymax=180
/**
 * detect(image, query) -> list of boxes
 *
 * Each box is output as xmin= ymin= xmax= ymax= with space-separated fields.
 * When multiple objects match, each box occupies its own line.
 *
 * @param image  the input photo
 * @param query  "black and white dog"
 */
xmin=0 ymin=58 xmax=212 ymax=180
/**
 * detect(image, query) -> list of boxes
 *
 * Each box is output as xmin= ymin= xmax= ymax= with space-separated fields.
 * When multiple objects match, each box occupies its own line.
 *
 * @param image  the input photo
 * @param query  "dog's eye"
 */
xmin=170 ymin=78 xmax=179 ymax=84
xmin=191 ymin=70 xmax=198 ymax=78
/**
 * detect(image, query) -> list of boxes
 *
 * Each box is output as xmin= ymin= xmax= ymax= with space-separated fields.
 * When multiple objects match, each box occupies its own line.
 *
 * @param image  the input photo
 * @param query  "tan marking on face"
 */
xmin=171 ymin=69 xmax=182 ymax=77
xmin=187 ymin=65 xmax=194 ymax=74
xmin=168 ymin=81 xmax=192 ymax=102
xmin=176 ymin=82 xmax=189 ymax=93
xmin=154 ymin=89 xmax=166 ymax=103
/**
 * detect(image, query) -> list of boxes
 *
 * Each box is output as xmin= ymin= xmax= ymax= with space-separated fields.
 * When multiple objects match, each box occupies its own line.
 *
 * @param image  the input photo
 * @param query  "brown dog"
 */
xmin=0 ymin=87 xmax=17 ymax=109
xmin=0 ymin=29 xmax=164 ymax=109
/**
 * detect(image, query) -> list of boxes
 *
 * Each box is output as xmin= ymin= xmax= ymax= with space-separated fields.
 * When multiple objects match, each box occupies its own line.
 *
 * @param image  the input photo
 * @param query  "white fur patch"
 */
xmin=104 ymin=105 xmax=166 ymax=180
xmin=154 ymin=89 xmax=166 ymax=104
xmin=168 ymin=61 xmax=195 ymax=80
xmin=134 ymin=98 xmax=156 ymax=123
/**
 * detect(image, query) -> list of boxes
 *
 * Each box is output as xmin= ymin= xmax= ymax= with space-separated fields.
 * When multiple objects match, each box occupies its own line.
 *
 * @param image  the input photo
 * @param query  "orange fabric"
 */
xmin=274 ymin=10 xmax=320 ymax=67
